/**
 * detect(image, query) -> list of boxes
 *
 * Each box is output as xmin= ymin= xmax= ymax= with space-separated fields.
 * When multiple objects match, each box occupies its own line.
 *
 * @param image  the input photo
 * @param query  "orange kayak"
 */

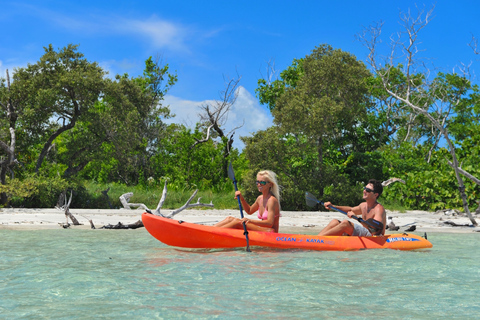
xmin=142 ymin=213 xmax=433 ymax=251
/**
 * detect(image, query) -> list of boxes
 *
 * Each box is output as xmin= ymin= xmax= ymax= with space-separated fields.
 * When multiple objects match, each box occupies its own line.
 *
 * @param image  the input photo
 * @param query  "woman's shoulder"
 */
xmin=267 ymin=194 xmax=279 ymax=205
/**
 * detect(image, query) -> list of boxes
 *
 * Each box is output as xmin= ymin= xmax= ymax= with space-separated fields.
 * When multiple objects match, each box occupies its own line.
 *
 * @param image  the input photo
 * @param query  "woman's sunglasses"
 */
xmin=256 ymin=180 xmax=268 ymax=186
xmin=364 ymin=187 xmax=375 ymax=193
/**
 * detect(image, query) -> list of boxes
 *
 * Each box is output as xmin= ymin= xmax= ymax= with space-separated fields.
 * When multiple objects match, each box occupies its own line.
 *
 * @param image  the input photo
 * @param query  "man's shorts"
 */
xmin=352 ymin=223 xmax=372 ymax=237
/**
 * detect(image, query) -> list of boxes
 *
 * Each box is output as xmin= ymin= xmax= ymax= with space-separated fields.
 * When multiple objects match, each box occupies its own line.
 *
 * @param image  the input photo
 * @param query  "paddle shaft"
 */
xmin=232 ymin=179 xmax=245 ymax=218
xmin=324 ymin=203 xmax=363 ymax=223
xmin=229 ymin=164 xmax=251 ymax=252
xmin=305 ymin=192 xmax=379 ymax=232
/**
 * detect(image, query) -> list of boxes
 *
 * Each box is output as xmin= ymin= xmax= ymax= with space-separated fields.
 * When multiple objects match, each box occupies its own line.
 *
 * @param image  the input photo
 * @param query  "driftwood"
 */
xmin=120 ymin=180 xmax=214 ymax=218
xmin=100 ymin=220 xmax=144 ymax=229
xmin=56 ymin=190 xmax=82 ymax=226
xmin=386 ymin=217 xmax=400 ymax=231
xmin=382 ymin=178 xmax=406 ymax=187
xmin=444 ymin=220 xmax=471 ymax=227
xmin=119 ymin=192 xmax=149 ymax=210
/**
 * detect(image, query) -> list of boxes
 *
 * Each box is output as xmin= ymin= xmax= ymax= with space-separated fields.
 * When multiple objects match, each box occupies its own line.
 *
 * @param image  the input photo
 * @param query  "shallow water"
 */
xmin=1 ymin=229 xmax=479 ymax=319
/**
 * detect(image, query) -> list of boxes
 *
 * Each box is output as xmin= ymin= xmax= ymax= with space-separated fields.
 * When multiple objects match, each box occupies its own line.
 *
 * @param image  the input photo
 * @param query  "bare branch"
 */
xmin=193 ymin=74 xmax=243 ymax=148
xmin=154 ymin=179 xmax=169 ymax=215
xmin=258 ymin=58 xmax=279 ymax=85
xmin=382 ymin=178 xmax=406 ymax=187
xmin=469 ymin=34 xmax=479 ymax=55
xmin=119 ymin=192 xmax=150 ymax=211
xmin=165 ymin=189 xmax=214 ymax=218
xmin=447 ymin=161 xmax=480 ymax=186
xmin=191 ymin=124 xmax=214 ymax=149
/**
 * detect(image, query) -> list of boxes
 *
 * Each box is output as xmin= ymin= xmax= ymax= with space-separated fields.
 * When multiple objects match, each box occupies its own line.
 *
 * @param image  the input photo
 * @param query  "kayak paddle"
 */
xmin=228 ymin=162 xmax=251 ymax=252
xmin=305 ymin=191 xmax=383 ymax=235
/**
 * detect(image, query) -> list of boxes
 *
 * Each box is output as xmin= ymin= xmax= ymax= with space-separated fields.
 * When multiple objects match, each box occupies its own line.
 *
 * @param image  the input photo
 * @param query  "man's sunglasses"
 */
xmin=256 ymin=180 xmax=268 ymax=186
xmin=364 ymin=187 xmax=375 ymax=193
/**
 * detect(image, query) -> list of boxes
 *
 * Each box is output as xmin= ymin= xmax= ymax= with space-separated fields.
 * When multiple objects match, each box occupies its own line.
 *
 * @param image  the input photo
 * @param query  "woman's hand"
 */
xmin=240 ymin=217 xmax=250 ymax=224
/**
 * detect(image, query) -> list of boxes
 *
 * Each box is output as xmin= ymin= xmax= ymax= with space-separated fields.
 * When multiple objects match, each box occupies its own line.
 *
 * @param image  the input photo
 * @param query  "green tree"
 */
xmin=252 ymin=44 xmax=376 ymax=207
xmin=76 ymin=56 xmax=177 ymax=185
xmin=11 ymin=44 xmax=106 ymax=174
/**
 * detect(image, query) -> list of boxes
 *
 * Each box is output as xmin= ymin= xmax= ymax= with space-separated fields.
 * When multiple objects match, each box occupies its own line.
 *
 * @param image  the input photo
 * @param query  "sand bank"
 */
xmin=1 ymin=207 xmax=478 ymax=233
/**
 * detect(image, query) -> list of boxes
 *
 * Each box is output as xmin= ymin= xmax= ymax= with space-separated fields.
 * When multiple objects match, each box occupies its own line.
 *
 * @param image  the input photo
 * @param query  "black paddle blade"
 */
xmin=305 ymin=192 xmax=321 ymax=208
xmin=364 ymin=218 xmax=384 ymax=235
xmin=227 ymin=162 xmax=235 ymax=181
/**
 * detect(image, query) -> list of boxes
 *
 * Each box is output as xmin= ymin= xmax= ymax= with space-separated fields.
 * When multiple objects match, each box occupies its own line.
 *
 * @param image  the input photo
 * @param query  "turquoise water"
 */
xmin=1 ymin=229 xmax=479 ymax=319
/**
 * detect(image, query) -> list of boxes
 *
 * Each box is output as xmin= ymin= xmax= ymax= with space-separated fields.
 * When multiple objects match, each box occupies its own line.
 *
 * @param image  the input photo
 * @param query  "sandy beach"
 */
xmin=1 ymin=207 xmax=479 ymax=233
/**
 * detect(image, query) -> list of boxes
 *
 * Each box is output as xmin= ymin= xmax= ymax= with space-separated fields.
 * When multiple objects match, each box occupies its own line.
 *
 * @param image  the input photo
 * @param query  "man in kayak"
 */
xmin=214 ymin=170 xmax=281 ymax=232
xmin=317 ymin=179 xmax=386 ymax=236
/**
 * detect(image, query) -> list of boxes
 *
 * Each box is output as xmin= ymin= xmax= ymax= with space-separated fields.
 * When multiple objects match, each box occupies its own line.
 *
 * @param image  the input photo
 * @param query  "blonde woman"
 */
xmin=214 ymin=170 xmax=281 ymax=233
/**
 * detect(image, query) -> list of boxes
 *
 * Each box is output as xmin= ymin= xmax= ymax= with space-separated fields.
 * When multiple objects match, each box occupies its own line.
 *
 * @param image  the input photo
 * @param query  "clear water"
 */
xmin=1 ymin=229 xmax=479 ymax=319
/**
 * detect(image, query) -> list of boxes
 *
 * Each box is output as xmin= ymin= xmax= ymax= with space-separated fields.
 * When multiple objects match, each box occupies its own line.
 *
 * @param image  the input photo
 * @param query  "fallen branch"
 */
xmin=443 ymin=220 xmax=472 ymax=227
xmin=56 ymin=190 xmax=82 ymax=226
xmin=382 ymin=178 xmax=406 ymax=187
xmin=120 ymin=179 xmax=214 ymax=218
xmin=165 ymin=189 xmax=214 ymax=218
xmin=119 ymin=192 xmax=149 ymax=211
xmin=100 ymin=220 xmax=144 ymax=229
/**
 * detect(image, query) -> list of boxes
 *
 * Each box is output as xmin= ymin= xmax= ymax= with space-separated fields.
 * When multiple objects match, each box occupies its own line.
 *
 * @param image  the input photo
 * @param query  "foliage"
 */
xmin=255 ymin=58 xmax=304 ymax=111
xmin=248 ymin=44 xmax=383 ymax=210
xmin=148 ymin=124 xmax=243 ymax=191
xmin=2 ymin=41 xmax=480 ymax=212
xmin=1 ymin=174 xmax=70 ymax=208
xmin=380 ymin=143 xmax=480 ymax=211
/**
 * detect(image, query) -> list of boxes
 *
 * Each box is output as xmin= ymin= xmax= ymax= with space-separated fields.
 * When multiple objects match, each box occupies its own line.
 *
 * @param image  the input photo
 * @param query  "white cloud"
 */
xmin=15 ymin=5 xmax=193 ymax=53
xmin=163 ymin=95 xmax=202 ymax=128
xmin=163 ymin=86 xmax=273 ymax=150
xmin=118 ymin=16 xmax=190 ymax=52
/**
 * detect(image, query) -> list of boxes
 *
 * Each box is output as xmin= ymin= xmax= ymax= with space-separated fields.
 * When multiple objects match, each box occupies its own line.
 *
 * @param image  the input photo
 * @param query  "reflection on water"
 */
xmin=1 ymin=229 xmax=479 ymax=319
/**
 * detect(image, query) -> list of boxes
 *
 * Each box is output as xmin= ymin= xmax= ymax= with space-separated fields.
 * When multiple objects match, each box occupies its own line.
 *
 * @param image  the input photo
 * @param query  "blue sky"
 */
xmin=1 ymin=1 xmax=479 ymax=150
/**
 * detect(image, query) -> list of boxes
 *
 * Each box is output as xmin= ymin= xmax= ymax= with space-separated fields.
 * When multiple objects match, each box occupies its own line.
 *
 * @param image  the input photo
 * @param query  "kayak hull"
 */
xmin=142 ymin=213 xmax=432 ymax=251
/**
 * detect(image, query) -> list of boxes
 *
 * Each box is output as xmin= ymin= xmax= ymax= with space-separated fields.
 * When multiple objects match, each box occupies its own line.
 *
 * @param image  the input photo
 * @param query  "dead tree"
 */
xmin=357 ymin=4 xmax=477 ymax=226
xmin=0 ymin=69 xmax=20 ymax=205
xmin=192 ymin=75 xmax=245 ymax=178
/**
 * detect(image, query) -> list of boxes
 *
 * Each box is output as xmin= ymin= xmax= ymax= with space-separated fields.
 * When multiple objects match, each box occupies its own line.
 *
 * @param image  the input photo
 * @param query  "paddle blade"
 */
xmin=305 ymin=192 xmax=321 ymax=208
xmin=227 ymin=162 xmax=235 ymax=181
xmin=364 ymin=218 xmax=384 ymax=235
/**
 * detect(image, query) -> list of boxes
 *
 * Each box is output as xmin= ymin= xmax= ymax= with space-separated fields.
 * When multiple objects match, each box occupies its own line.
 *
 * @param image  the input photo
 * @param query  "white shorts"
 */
xmin=353 ymin=223 xmax=372 ymax=237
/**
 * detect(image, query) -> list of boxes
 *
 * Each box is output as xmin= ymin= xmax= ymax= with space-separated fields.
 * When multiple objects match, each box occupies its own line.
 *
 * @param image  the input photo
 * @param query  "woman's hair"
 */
xmin=257 ymin=170 xmax=281 ymax=208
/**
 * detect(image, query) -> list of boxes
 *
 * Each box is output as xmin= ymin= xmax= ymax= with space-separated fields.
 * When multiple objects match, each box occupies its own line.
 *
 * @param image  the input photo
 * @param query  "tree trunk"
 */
xmin=0 ymin=166 xmax=8 ymax=205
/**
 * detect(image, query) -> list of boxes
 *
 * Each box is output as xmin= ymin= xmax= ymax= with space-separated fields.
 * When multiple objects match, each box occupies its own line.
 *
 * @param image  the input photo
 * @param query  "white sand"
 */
xmin=1 ymin=207 xmax=479 ymax=233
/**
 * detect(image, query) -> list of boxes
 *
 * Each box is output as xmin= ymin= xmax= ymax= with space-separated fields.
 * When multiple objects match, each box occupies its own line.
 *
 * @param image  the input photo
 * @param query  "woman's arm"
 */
xmin=235 ymin=191 xmax=259 ymax=215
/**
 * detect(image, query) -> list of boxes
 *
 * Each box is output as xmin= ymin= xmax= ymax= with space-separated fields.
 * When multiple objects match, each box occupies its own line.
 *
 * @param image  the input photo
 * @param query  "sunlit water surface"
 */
xmin=1 ymin=229 xmax=479 ymax=319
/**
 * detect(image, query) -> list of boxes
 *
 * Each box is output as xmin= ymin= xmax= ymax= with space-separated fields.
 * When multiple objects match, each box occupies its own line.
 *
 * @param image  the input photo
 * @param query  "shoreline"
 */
xmin=1 ymin=208 xmax=479 ymax=234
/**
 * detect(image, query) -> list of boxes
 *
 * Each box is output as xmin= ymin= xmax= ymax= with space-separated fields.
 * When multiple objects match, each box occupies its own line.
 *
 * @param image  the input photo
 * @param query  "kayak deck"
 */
xmin=142 ymin=213 xmax=433 ymax=251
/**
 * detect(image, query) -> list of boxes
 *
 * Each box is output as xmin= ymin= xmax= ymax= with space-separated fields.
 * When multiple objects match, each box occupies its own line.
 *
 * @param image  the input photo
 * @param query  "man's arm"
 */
xmin=324 ymin=202 xmax=361 ymax=216
xmin=361 ymin=205 xmax=386 ymax=235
